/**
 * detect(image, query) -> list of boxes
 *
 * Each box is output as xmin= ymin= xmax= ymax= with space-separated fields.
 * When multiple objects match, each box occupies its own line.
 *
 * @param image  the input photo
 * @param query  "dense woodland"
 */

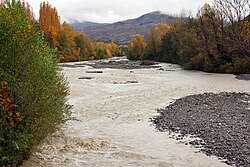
xmin=127 ymin=0 xmax=250 ymax=73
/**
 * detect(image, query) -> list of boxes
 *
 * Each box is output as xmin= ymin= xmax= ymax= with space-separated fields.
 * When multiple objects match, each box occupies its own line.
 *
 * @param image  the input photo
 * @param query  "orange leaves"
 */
xmin=89 ymin=56 xmax=95 ymax=60
xmin=1 ymin=80 xmax=7 ymax=89
xmin=39 ymin=2 xmax=60 ymax=47
xmin=21 ymin=1 xmax=35 ymax=21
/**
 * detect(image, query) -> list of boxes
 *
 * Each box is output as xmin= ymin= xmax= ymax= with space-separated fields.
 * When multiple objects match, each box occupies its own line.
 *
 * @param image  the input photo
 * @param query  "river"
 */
xmin=23 ymin=60 xmax=250 ymax=167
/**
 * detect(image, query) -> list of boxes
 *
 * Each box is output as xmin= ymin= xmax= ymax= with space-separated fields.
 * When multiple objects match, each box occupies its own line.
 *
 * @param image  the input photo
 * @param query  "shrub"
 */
xmin=231 ymin=57 xmax=250 ymax=74
xmin=0 ymin=1 xmax=68 ymax=165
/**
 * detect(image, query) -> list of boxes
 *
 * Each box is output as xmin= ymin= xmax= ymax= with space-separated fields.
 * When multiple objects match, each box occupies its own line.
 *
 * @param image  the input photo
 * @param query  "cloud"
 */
xmin=27 ymin=0 xmax=211 ymax=23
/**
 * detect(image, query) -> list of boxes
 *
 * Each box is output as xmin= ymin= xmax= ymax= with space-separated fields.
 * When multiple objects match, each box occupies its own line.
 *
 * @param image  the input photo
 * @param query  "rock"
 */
xmin=78 ymin=77 xmax=93 ymax=80
xmin=235 ymin=74 xmax=250 ymax=81
xmin=86 ymin=71 xmax=103 ymax=73
xmin=125 ymin=81 xmax=138 ymax=84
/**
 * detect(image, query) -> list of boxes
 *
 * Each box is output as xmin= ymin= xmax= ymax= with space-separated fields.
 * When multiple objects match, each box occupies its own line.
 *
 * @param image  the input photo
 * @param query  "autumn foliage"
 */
xmin=21 ymin=1 xmax=35 ymax=21
xmin=127 ymin=23 xmax=170 ymax=61
xmin=39 ymin=2 xmax=60 ymax=47
xmin=127 ymin=34 xmax=147 ymax=60
xmin=145 ymin=23 xmax=170 ymax=60
xmin=38 ymin=2 xmax=120 ymax=62
xmin=127 ymin=1 xmax=250 ymax=73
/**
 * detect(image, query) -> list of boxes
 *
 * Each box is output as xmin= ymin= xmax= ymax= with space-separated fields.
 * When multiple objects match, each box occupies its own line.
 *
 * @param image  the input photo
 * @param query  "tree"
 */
xmin=95 ymin=42 xmax=109 ymax=59
xmin=127 ymin=34 xmax=147 ymax=60
xmin=148 ymin=1 xmax=249 ymax=73
xmin=196 ymin=1 xmax=250 ymax=72
xmin=107 ymin=42 xmax=119 ymax=56
xmin=145 ymin=23 xmax=170 ymax=60
xmin=57 ymin=21 xmax=80 ymax=62
xmin=39 ymin=2 xmax=60 ymax=47
xmin=0 ymin=1 xmax=68 ymax=165
xmin=213 ymin=0 xmax=250 ymax=58
xmin=74 ymin=32 xmax=95 ymax=60
xmin=22 ymin=1 xmax=35 ymax=21
xmin=196 ymin=3 xmax=225 ymax=71
xmin=161 ymin=18 xmax=199 ymax=66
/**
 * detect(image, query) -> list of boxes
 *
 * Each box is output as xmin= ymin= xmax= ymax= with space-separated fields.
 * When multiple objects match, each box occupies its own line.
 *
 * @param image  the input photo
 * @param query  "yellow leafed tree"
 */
xmin=57 ymin=21 xmax=80 ymax=62
xmin=75 ymin=32 xmax=95 ymax=60
xmin=107 ymin=42 xmax=119 ymax=56
xmin=127 ymin=34 xmax=147 ymax=60
xmin=146 ymin=23 xmax=170 ymax=60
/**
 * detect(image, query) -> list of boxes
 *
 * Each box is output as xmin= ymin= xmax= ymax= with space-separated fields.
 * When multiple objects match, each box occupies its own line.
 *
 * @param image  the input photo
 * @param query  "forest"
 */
xmin=127 ymin=0 xmax=250 ymax=73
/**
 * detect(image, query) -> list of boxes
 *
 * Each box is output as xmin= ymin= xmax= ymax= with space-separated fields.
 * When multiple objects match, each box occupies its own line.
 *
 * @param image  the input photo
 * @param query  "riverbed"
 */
xmin=23 ymin=59 xmax=250 ymax=167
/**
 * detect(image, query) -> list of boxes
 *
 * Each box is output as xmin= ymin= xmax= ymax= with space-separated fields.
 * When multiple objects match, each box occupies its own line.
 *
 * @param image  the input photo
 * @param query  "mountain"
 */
xmin=72 ymin=21 xmax=108 ymax=29
xmin=71 ymin=11 xmax=178 ymax=44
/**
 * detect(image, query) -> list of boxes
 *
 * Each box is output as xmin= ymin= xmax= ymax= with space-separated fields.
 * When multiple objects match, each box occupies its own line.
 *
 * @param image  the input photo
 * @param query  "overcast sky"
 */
xmin=27 ymin=0 xmax=211 ymax=23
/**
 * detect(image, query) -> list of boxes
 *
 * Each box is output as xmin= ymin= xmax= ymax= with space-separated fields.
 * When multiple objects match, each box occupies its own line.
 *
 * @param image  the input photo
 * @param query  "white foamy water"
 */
xmin=23 ymin=60 xmax=250 ymax=167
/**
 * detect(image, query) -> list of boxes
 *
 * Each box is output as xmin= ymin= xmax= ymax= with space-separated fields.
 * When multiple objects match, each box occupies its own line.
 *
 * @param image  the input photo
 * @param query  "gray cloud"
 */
xmin=27 ymin=0 xmax=211 ymax=23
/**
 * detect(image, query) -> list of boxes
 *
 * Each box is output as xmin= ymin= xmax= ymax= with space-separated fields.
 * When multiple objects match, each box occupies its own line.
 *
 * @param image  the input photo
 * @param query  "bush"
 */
xmin=230 ymin=57 xmax=250 ymax=74
xmin=0 ymin=1 xmax=68 ymax=165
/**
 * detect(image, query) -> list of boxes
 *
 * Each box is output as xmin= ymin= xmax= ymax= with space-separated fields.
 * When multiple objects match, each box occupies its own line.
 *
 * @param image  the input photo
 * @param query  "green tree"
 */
xmin=75 ymin=33 xmax=95 ymax=60
xmin=0 ymin=1 xmax=68 ymax=165
xmin=75 ymin=32 xmax=95 ymax=60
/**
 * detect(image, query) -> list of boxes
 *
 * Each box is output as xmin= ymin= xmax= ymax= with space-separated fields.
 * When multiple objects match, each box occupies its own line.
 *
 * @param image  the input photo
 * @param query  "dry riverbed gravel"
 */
xmin=153 ymin=92 xmax=250 ymax=167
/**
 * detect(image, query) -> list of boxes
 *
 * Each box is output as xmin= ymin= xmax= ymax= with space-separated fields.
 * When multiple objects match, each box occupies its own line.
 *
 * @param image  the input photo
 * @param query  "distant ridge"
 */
xmin=71 ymin=11 xmax=178 ymax=44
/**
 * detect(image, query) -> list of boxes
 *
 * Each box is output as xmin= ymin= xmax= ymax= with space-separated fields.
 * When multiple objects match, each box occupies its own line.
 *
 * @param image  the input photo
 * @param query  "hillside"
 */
xmin=71 ymin=11 xmax=178 ymax=44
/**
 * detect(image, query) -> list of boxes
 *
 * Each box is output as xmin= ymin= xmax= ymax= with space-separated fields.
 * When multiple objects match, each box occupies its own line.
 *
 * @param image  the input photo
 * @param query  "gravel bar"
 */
xmin=153 ymin=92 xmax=250 ymax=167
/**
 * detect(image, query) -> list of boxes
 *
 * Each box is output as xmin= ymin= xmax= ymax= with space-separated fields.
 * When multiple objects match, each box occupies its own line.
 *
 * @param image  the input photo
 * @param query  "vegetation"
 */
xmin=57 ymin=21 xmax=81 ymax=62
xmin=0 ymin=1 xmax=68 ymax=165
xmin=145 ymin=23 xmax=170 ymax=60
xmin=39 ymin=2 xmax=121 ymax=62
xmin=127 ymin=34 xmax=147 ymax=60
xmin=39 ymin=2 xmax=60 ymax=48
xmin=127 ymin=0 xmax=250 ymax=73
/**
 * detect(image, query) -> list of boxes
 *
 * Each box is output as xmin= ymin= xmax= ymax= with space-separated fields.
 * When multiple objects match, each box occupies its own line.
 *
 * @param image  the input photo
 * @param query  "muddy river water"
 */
xmin=24 ymin=60 xmax=250 ymax=167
